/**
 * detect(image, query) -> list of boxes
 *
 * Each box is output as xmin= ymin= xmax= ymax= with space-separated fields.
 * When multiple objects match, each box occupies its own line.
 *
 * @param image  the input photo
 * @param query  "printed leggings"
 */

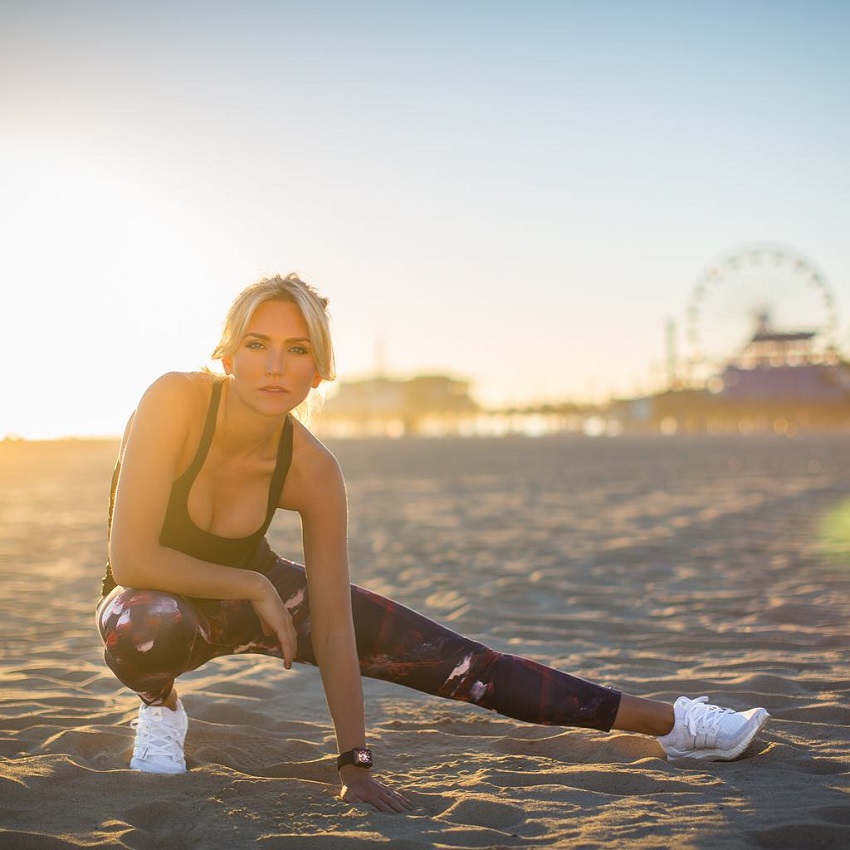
xmin=96 ymin=557 xmax=622 ymax=731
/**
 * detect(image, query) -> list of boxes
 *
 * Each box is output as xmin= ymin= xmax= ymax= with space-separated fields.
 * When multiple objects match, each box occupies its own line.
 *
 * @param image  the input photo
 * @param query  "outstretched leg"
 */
xmin=265 ymin=558 xmax=623 ymax=731
xmin=264 ymin=558 xmax=768 ymax=755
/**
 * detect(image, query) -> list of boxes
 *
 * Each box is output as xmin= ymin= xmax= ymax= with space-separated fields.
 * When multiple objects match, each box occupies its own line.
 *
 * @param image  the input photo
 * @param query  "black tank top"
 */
xmin=101 ymin=380 xmax=293 ymax=596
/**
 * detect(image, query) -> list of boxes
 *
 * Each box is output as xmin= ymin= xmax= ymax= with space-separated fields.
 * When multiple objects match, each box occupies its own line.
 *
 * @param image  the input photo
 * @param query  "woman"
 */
xmin=97 ymin=273 xmax=769 ymax=813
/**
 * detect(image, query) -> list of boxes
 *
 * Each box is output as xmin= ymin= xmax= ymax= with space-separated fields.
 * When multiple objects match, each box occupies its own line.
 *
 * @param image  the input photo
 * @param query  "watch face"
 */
xmin=354 ymin=748 xmax=372 ymax=767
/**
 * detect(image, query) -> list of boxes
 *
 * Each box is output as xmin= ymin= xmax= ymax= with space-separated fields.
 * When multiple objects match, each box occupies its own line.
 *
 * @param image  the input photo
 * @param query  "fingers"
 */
xmin=340 ymin=778 xmax=414 ymax=814
xmin=366 ymin=788 xmax=410 ymax=814
xmin=343 ymin=788 xmax=403 ymax=814
xmin=378 ymin=783 xmax=413 ymax=812
xmin=384 ymin=790 xmax=414 ymax=813
xmin=252 ymin=595 xmax=297 ymax=668
xmin=279 ymin=621 xmax=296 ymax=669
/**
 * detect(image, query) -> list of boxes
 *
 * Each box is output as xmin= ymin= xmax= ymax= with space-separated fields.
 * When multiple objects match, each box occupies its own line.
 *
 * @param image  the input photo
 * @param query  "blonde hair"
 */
xmin=212 ymin=273 xmax=336 ymax=382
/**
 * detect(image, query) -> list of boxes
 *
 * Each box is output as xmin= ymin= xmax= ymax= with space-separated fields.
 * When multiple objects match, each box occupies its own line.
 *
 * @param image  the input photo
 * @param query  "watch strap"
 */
xmin=336 ymin=747 xmax=373 ymax=770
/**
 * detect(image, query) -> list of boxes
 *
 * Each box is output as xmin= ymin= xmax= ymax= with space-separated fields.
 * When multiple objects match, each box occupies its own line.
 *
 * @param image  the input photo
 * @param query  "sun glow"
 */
xmin=0 ymin=147 xmax=229 ymax=439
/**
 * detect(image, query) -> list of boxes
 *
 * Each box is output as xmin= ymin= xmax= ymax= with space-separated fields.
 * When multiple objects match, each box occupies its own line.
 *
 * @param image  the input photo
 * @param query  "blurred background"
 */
xmin=1 ymin=0 xmax=848 ymax=439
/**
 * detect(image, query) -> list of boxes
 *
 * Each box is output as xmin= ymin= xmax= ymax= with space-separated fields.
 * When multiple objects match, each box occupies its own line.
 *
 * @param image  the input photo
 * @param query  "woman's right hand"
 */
xmin=250 ymin=577 xmax=298 ymax=668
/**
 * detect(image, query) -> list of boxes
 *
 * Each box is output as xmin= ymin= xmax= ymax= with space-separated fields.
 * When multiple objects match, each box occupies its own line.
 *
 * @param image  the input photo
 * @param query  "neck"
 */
xmin=218 ymin=378 xmax=287 ymax=458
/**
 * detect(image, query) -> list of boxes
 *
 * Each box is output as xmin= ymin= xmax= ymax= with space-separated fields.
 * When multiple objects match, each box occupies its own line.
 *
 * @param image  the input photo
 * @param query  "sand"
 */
xmin=1 ymin=434 xmax=848 ymax=849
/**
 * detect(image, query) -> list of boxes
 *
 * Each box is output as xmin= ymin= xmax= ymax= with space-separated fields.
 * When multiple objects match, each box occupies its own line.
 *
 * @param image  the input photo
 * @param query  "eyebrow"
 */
xmin=243 ymin=332 xmax=311 ymax=344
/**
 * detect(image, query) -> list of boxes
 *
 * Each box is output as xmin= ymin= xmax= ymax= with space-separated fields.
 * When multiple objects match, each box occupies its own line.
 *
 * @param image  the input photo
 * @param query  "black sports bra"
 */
xmin=101 ymin=379 xmax=293 ymax=596
xmin=159 ymin=380 xmax=294 ymax=565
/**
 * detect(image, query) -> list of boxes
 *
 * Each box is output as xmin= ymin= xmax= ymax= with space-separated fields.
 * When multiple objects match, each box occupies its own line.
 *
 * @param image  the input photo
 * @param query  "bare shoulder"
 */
xmin=134 ymin=371 xmax=218 ymax=422
xmin=281 ymin=419 xmax=346 ymax=513
xmin=120 ymin=371 xmax=216 ymax=461
xmin=140 ymin=371 xmax=215 ymax=406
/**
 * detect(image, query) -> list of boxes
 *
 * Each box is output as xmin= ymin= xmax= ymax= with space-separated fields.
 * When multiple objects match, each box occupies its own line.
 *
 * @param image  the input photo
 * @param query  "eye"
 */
xmin=246 ymin=340 xmax=266 ymax=350
xmin=289 ymin=345 xmax=310 ymax=355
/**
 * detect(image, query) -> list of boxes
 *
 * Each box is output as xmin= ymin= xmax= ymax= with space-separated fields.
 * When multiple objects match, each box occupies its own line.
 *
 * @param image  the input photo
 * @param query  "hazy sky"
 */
xmin=1 ymin=0 xmax=848 ymax=438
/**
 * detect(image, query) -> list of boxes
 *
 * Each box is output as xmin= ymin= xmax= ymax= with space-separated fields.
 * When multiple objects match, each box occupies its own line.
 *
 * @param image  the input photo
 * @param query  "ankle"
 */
xmin=613 ymin=694 xmax=675 ymax=736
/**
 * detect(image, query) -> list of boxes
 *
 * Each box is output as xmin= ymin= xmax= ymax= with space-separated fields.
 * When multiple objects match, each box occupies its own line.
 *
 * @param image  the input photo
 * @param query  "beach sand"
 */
xmin=1 ymin=434 xmax=848 ymax=849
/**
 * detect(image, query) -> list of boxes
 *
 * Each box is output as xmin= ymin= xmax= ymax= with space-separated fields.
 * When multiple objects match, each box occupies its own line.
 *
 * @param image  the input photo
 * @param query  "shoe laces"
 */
xmin=132 ymin=710 xmax=184 ymax=758
xmin=682 ymin=696 xmax=736 ymax=736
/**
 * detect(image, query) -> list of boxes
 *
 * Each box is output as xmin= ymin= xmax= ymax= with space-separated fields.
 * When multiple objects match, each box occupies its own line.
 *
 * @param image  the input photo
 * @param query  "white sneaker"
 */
xmin=130 ymin=699 xmax=189 ymax=774
xmin=658 ymin=695 xmax=770 ymax=761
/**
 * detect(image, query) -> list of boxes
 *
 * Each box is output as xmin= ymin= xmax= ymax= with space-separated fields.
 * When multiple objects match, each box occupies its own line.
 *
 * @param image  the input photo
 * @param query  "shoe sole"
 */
xmin=130 ymin=756 xmax=187 ymax=774
xmin=666 ymin=708 xmax=770 ymax=761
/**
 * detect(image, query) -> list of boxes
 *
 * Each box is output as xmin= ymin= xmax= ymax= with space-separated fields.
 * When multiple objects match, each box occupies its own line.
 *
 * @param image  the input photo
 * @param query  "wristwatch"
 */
xmin=336 ymin=747 xmax=373 ymax=770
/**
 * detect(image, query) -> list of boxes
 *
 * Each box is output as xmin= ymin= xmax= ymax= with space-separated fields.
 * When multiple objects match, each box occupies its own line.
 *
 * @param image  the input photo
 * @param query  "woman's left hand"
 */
xmin=338 ymin=767 xmax=414 ymax=813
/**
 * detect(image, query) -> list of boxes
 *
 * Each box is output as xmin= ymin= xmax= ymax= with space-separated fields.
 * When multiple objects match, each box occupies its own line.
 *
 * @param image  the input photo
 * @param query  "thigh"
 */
xmin=97 ymin=587 xmax=216 ymax=704
xmin=266 ymin=556 xmax=492 ymax=681
xmin=97 ymin=587 xmax=212 ymax=673
xmin=263 ymin=557 xmax=487 ymax=681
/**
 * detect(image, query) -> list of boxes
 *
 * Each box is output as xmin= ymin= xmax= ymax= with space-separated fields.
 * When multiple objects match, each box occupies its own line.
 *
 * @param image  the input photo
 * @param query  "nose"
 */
xmin=265 ymin=349 xmax=285 ymax=377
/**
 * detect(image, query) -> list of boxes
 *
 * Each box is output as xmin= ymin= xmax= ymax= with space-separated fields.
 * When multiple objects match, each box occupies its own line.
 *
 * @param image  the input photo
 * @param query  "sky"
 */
xmin=1 ymin=0 xmax=848 ymax=438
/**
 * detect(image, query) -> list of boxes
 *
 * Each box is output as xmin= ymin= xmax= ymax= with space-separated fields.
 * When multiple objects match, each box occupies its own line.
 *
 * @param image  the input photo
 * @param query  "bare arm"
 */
xmin=109 ymin=373 xmax=296 ymax=663
xmin=285 ymin=431 xmax=411 ymax=812
xmin=286 ymin=439 xmax=365 ymax=750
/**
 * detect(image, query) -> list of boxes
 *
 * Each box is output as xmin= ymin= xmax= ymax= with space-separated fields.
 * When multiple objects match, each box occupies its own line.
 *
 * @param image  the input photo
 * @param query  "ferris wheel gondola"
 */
xmin=685 ymin=243 xmax=838 ymax=384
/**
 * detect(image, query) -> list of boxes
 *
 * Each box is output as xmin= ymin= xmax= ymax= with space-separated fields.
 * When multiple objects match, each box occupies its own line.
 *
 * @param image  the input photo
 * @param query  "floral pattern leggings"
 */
xmin=97 ymin=557 xmax=622 ymax=731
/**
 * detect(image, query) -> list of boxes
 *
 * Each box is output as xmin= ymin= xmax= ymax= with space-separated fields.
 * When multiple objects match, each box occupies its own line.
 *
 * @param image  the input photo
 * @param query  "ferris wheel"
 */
xmin=685 ymin=242 xmax=838 ymax=382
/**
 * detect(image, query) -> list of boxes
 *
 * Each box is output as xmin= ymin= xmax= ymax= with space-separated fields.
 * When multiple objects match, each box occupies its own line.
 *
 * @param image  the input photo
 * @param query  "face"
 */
xmin=223 ymin=299 xmax=322 ymax=415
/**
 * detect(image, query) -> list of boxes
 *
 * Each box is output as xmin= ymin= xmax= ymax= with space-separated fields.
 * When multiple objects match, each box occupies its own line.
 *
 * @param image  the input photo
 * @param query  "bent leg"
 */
xmin=96 ymin=578 xmax=298 ymax=704
xmin=97 ymin=587 xmax=215 ymax=705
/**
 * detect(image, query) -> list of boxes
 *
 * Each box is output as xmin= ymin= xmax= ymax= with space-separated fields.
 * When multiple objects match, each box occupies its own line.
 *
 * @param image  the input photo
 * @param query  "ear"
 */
xmin=311 ymin=373 xmax=322 ymax=389
xmin=222 ymin=356 xmax=233 ymax=375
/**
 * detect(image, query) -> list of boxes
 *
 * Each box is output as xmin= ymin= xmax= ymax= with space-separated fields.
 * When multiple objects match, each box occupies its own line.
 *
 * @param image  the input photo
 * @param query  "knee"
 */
xmin=98 ymin=588 xmax=200 ymax=672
